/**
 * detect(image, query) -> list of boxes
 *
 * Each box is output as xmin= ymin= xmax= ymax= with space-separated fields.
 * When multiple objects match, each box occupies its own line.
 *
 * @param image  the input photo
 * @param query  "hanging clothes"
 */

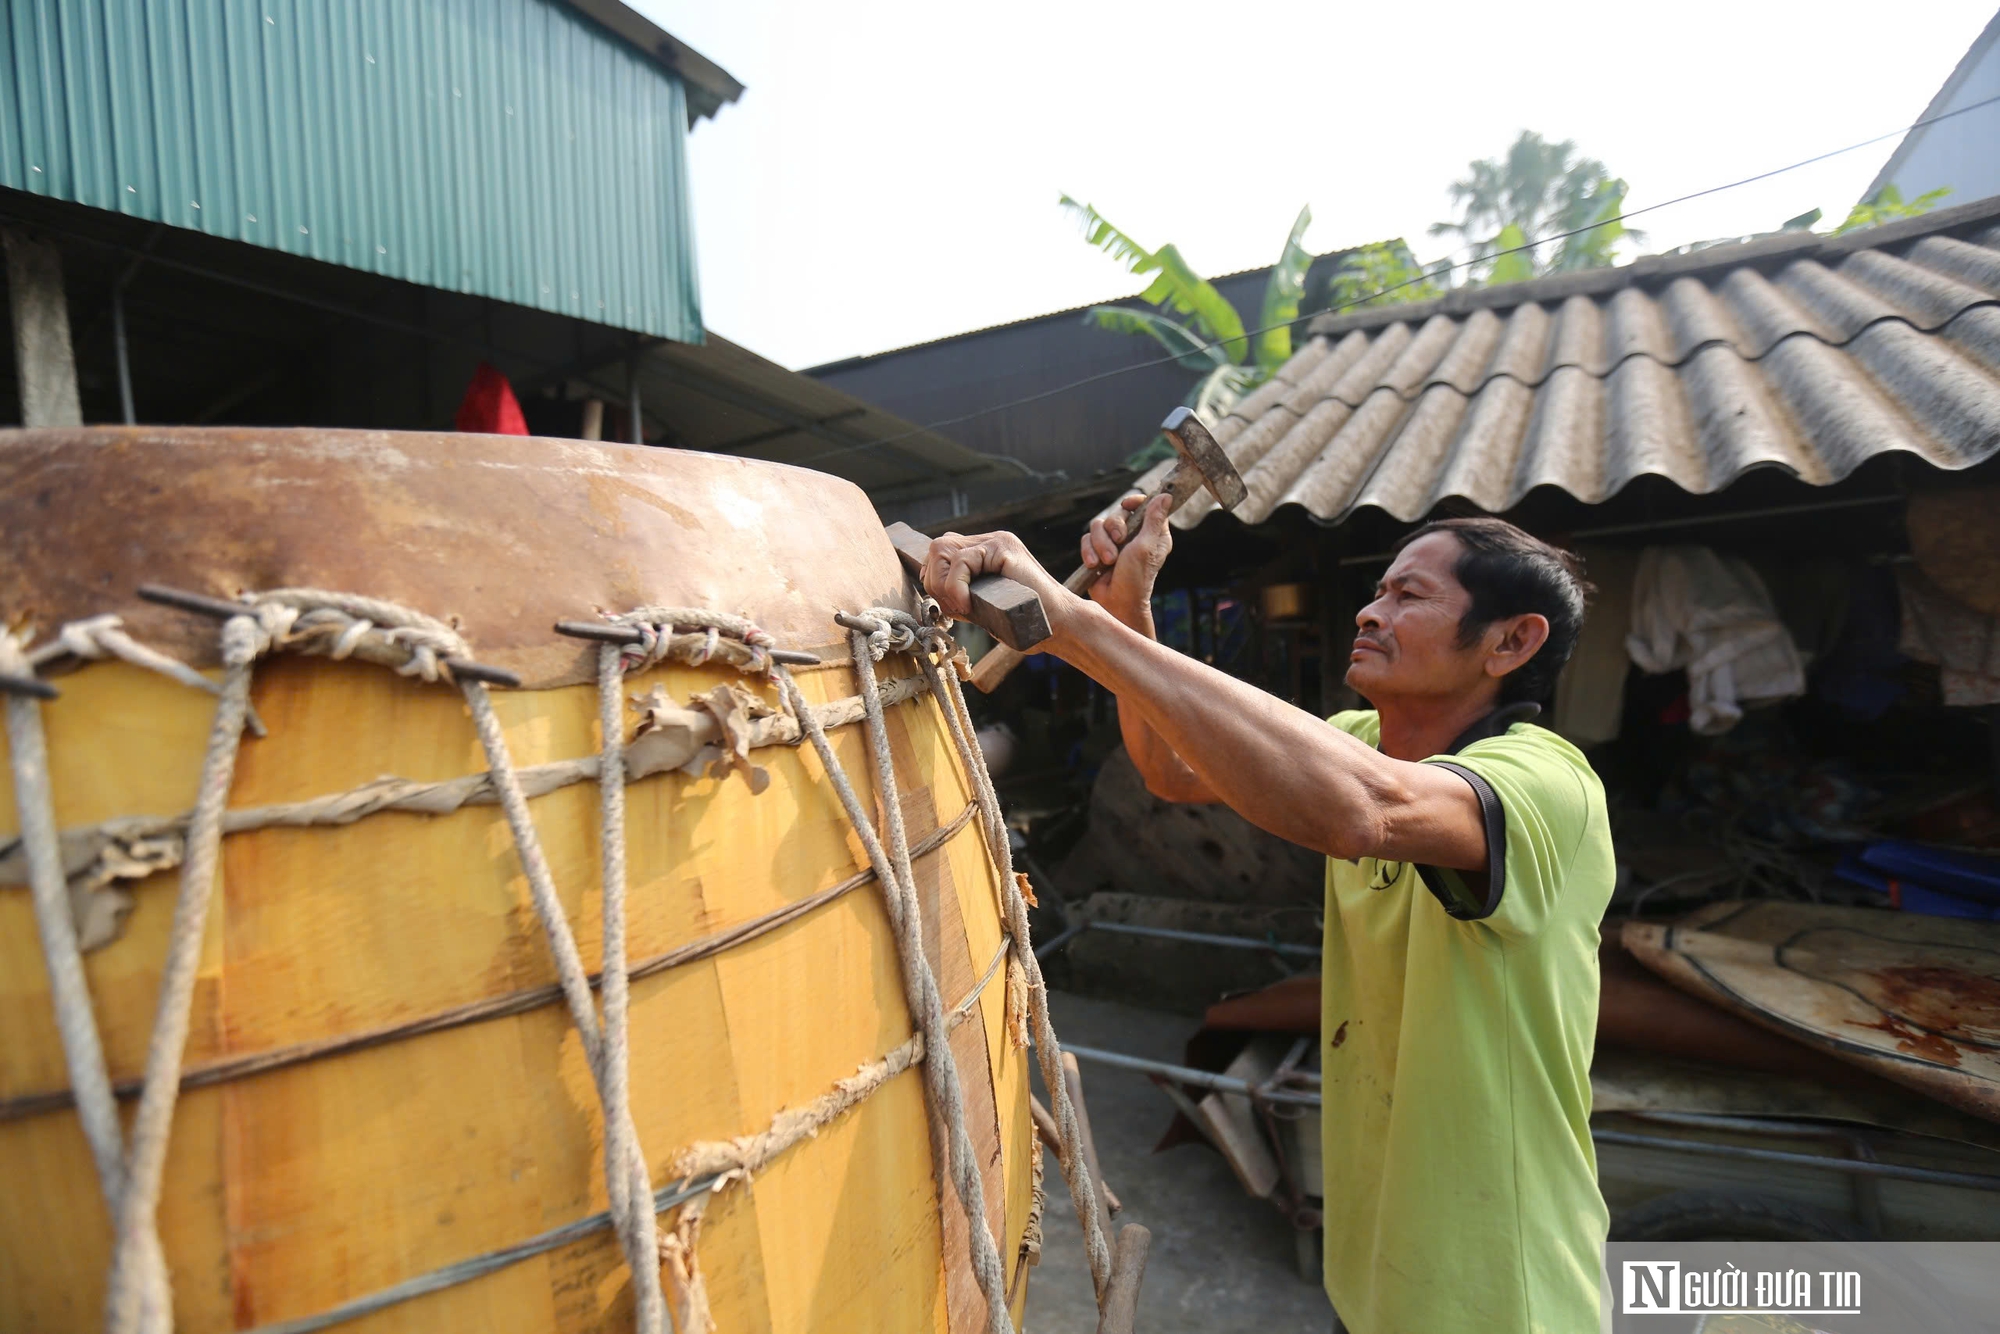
xmin=1896 ymin=563 xmax=2000 ymax=706
xmin=1625 ymin=546 xmax=1805 ymax=736
xmin=453 ymin=361 xmax=530 ymax=436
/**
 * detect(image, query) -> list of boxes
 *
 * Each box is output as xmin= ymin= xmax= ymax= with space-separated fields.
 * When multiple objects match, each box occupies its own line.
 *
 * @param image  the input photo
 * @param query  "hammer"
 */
xmin=966 ymin=406 xmax=1247 ymax=692
xmin=883 ymin=523 xmax=1052 ymax=651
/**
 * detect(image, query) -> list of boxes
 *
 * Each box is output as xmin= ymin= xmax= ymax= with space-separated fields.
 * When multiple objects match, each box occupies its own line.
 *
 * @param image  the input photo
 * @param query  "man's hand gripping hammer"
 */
xmin=966 ymin=406 xmax=1248 ymax=692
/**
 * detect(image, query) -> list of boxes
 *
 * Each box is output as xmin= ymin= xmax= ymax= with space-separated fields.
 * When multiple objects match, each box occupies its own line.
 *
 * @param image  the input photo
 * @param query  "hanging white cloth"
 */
xmin=1625 ymin=546 xmax=1805 ymax=735
xmin=1896 ymin=563 xmax=2000 ymax=706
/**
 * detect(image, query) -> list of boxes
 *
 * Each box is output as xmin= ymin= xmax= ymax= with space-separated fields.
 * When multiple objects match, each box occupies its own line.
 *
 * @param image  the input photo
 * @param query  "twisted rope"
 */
xmin=26 ymin=613 xmax=267 ymax=736
xmin=775 ymin=638 xmax=1015 ymax=1334
xmin=17 ymin=589 xmax=672 ymax=1333
xmin=244 ymin=590 xmax=669 ymax=1328
xmin=914 ymin=627 xmax=1115 ymax=1298
xmin=594 ymin=642 xmax=666 ymax=1332
xmin=0 ymin=674 xmax=935 ymax=945
xmin=16 ymin=587 xmax=1102 ymax=1331
xmin=610 ymin=606 xmax=780 ymax=677
xmin=786 ymin=604 xmax=1114 ymax=1302
xmin=1 ymin=631 xmax=174 ymax=1326
xmin=459 ymin=676 xmax=663 ymax=1334
xmin=242 ymin=588 xmax=472 ymax=683
xmin=103 ymin=614 xmax=267 ymax=1334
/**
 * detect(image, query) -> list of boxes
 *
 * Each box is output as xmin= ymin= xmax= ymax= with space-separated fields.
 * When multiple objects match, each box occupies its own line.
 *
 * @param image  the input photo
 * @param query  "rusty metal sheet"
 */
xmin=1590 ymin=1048 xmax=2000 ymax=1151
xmin=1623 ymin=903 xmax=2000 ymax=1125
xmin=1 ymin=427 xmax=913 ymax=688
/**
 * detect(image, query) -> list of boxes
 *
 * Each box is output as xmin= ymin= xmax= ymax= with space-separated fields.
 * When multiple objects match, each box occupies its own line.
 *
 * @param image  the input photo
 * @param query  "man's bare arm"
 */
xmin=1081 ymin=496 xmax=1218 ymax=804
xmin=928 ymin=529 xmax=1487 ymax=868
xmin=1104 ymin=610 xmax=1218 ymax=804
xmin=1056 ymin=601 xmax=1486 ymax=865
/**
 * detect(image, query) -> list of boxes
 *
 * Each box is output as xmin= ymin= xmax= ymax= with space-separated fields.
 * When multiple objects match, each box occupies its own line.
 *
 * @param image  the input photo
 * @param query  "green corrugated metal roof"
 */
xmin=0 ymin=0 xmax=705 ymax=342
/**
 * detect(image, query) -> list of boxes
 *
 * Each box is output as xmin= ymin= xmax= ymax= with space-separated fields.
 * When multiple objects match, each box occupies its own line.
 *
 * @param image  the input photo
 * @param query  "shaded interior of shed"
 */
xmin=0 ymin=189 xmax=1024 ymax=515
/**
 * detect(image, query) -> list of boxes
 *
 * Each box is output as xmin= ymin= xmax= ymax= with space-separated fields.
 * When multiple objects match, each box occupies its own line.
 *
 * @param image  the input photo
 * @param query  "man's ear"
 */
xmin=1483 ymin=613 xmax=1550 ymax=679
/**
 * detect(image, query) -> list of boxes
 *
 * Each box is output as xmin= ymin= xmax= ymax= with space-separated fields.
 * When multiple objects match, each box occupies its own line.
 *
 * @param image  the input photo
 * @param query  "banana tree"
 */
xmin=1061 ymin=196 xmax=1315 ymax=440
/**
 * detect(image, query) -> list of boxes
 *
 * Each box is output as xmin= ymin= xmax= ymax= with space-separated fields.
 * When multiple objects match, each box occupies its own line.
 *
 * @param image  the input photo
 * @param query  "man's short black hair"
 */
xmin=1390 ymin=517 xmax=1593 ymax=703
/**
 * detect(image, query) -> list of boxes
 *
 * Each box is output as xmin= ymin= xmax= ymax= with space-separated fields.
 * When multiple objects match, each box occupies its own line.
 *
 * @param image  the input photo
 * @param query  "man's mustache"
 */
xmin=1354 ymin=633 xmax=1393 ymax=654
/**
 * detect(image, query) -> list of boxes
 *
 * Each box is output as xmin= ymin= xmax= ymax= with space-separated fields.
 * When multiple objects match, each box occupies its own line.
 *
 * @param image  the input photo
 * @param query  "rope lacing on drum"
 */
xmin=236 ymin=589 xmax=472 ymax=683
xmin=805 ymin=601 xmax=1112 ymax=1290
xmin=8 ymin=587 xmax=1111 ymax=1334
xmin=3 ymin=591 xmax=674 ymax=1334
xmin=24 ymin=613 xmax=269 ymax=734
xmin=641 ymin=598 xmax=1115 ymax=1327
xmin=609 ymin=606 xmax=779 ymax=676
xmin=911 ymin=615 xmax=1118 ymax=1303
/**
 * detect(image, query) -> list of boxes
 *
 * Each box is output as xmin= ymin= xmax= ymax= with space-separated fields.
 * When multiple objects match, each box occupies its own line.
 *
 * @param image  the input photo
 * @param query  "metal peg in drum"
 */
xmin=442 ymin=660 xmax=523 ymax=688
xmin=137 ymin=583 xmax=253 ymax=621
xmin=553 ymin=620 xmax=822 ymax=666
xmin=138 ymin=583 xmax=524 ymax=689
xmin=554 ymin=620 xmax=644 ymax=645
xmin=0 ymin=671 xmax=59 ymax=700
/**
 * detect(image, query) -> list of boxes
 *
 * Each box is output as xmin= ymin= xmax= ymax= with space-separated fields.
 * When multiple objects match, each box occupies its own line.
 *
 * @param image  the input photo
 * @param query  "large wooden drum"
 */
xmin=0 ymin=429 xmax=1046 ymax=1332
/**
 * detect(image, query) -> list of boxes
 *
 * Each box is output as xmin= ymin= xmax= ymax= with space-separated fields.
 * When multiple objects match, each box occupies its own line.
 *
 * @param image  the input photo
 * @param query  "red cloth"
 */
xmin=453 ymin=362 xmax=529 ymax=436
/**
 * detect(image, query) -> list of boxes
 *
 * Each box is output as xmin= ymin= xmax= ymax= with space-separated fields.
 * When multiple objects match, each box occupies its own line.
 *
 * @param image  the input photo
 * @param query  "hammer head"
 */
xmin=1160 ymin=407 xmax=1247 ymax=512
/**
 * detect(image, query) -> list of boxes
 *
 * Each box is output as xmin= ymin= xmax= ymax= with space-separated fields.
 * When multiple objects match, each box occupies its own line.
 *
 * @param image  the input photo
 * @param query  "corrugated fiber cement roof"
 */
xmin=1156 ymin=195 xmax=2000 ymax=530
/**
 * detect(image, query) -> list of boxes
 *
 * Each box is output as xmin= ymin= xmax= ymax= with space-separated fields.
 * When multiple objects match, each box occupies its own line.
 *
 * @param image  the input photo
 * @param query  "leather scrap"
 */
xmin=628 ymin=682 xmax=781 ymax=794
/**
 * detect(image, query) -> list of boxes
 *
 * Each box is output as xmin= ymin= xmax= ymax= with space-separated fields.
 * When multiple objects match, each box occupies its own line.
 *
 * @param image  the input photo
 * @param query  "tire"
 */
xmin=1609 ymin=1189 xmax=1875 ymax=1243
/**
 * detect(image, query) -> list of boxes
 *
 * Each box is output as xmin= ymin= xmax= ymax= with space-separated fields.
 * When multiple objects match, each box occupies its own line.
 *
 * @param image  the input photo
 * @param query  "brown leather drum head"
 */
xmin=1 ymin=427 xmax=913 ymax=687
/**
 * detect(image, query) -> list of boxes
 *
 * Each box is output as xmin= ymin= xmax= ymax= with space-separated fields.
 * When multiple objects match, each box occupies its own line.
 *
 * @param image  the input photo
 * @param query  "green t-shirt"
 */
xmin=1321 ymin=710 xmax=1612 ymax=1334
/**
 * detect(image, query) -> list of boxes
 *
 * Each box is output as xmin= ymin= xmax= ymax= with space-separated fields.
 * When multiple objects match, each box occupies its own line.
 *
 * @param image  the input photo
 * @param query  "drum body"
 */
xmin=0 ymin=429 xmax=1033 ymax=1332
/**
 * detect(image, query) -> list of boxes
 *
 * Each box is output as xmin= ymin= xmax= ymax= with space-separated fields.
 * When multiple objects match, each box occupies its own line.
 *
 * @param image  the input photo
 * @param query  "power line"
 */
xmin=794 ymin=89 xmax=2000 ymax=471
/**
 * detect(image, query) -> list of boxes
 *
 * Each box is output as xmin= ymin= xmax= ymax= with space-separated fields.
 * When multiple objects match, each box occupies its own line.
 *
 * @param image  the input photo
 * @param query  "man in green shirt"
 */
xmin=922 ymin=503 xmax=1612 ymax=1333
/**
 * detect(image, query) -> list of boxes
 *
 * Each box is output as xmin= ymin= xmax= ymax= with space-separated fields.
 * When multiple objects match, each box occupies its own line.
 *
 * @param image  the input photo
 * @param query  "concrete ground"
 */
xmin=1022 ymin=991 xmax=1334 ymax=1333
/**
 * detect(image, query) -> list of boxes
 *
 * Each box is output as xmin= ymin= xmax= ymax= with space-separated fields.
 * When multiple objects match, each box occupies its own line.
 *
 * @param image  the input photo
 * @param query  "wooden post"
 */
xmin=3 ymin=228 xmax=82 ymax=427
xmin=1094 ymin=1223 xmax=1152 ymax=1334
xmin=1029 ymin=1093 xmax=1120 ymax=1214
xmin=626 ymin=350 xmax=644 ymax=444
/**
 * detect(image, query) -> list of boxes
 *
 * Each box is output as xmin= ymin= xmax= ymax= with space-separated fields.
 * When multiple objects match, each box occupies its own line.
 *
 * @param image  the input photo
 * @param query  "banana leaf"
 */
xmin=1189 ymin=362 xmax=1263 ymax=423
xmin=1138 ymin=244 xmax=1249 ymax=361
xmin=1059 ymin=194 xmax=1157 ymax=273
xmin=1255 ymin=206 xmax=1313 ymax=371
xmin=1062 ymin=194 xmax=1250 ymax=360
xmin=1083 ymin=306 xmax=1232 ymax=373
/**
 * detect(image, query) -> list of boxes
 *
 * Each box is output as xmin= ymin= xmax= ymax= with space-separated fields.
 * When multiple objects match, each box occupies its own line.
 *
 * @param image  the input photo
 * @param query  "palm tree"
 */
xmin=1059 ymin=196 xmax=1314 ymax=427
xmin=1429 ymin=131 xmax=1644 ymax=284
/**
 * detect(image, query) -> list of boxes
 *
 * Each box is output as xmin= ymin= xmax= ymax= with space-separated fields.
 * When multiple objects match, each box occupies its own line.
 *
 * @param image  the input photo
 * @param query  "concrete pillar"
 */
xmin=3 ymin=227 xmax=83 ymax=427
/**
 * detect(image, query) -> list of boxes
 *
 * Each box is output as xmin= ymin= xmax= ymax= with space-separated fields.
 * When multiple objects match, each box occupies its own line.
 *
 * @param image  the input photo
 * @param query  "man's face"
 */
xmin=1345 ymin=532 xmax=1491 ymax=703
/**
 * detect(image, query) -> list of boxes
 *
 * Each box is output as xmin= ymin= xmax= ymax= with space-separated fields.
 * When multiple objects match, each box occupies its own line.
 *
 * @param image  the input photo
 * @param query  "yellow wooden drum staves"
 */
xmin=0 ymin=429 xmax=1105 ymax=1333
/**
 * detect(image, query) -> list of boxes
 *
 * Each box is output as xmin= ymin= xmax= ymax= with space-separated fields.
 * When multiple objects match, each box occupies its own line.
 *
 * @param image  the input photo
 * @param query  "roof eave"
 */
xmin=563 ymin=0 xmax=746 ymax=124
xmin=1305 ymin=193 xmax=2000 ymax=341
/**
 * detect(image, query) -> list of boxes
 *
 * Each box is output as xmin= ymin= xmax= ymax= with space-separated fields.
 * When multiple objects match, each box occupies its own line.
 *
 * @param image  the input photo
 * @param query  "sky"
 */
xmin=635 ymin=0 xmax=1996 ymax=372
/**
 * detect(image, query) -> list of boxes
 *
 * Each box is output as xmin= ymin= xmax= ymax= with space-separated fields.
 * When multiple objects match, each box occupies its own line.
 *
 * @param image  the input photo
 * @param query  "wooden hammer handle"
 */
xmin=883 ymin=522 xmax=1051 ymax=652
xmin=968 ymin=488 xmax=1174 ymax=693
xmin=968 ymin=639 xmax=1027 ymax=694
